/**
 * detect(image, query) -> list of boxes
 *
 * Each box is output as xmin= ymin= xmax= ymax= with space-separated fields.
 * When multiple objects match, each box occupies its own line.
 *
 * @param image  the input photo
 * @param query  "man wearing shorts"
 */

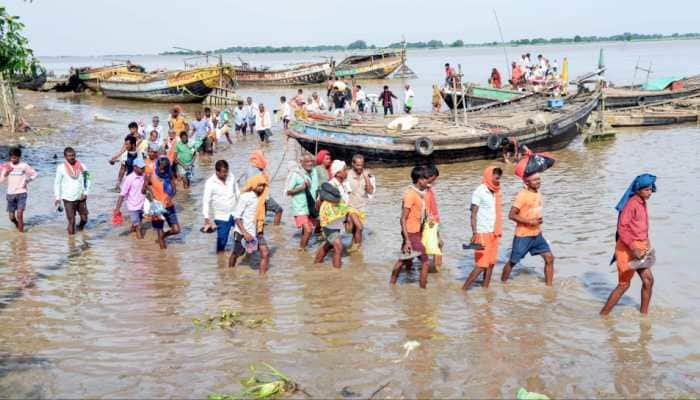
xmin=229 ymin=175 xmax=269 ymax=275
xmin=0 ymin=147 xmax=38 ymax=232
xmin=286 ymin=154 xmax=317 ymax=251
xmin=144 ymin=157 xmax=180 ymax=249
xmin=54 ymin=147 xmax=91 ymax=235
xmin=390 ymin=165 xmax=431 ymax=289
xmin=501 ymin=172 xmax=555 ymax=286
xmin=114 ymin=158 xmax=146 ymax=239
xmin=463 ymin=166 xmax=503 ymax=290
xmin=174 ymin=131 xmax=196 ymax=188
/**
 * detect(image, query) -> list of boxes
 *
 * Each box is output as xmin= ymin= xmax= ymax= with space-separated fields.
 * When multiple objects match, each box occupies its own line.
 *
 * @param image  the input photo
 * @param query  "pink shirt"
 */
xmin=120 ymin=172 xmax=145 ymax=211
xmin=617 ymin=195 xmax=649 ymax=248
xmin=0 ymin=162 xmax=38 ymax=195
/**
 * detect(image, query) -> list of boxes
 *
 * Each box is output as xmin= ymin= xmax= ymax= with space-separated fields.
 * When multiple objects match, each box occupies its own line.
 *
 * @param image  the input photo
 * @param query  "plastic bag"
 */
xmin=111 ymin=210 xmax=123 ymax=225
xmin=421 ymin=222 xmax=442 ymax=256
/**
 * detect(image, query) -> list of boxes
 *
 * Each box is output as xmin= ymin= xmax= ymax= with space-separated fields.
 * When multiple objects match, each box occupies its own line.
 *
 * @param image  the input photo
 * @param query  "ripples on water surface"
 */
xmin=1 ymin=41 xmax=700 ymax=398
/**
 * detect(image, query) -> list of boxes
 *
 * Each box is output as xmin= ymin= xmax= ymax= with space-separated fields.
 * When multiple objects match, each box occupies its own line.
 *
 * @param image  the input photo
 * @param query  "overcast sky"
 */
xmin=6 ymin=0 xmax=699 ymax=56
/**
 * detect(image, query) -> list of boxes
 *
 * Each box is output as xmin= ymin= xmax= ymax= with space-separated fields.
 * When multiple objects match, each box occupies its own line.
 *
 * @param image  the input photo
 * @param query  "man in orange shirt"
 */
xmin=390 ymin=165 xmax=431 ymax=289
xmin=500 ymin=173 xmax=555 ymax=286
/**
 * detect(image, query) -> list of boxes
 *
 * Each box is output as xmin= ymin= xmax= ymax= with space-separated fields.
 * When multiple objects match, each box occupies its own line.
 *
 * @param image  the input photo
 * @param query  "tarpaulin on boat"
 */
xmin=640 ymin=76 xmax=685 ymax=91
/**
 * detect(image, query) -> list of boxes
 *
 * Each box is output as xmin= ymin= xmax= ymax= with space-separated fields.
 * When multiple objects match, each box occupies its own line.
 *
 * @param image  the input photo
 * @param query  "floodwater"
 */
xmin=0 ymin=41 xmax=699 ymax=398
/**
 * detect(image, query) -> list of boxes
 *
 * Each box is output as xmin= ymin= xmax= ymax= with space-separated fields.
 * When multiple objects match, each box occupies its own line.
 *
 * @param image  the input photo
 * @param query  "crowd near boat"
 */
xmin=7 ymin=46 xmax=692 ymax=316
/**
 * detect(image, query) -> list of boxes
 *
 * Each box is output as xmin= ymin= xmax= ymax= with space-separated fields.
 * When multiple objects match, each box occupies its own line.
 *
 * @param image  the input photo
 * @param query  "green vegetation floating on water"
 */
xmin=192 ymin=309 xmax=272 ymax=330
xmin=160 ymin=32 xmax=700 ymax=55
xmin=208 ymin=363 xmax=303 ymax=400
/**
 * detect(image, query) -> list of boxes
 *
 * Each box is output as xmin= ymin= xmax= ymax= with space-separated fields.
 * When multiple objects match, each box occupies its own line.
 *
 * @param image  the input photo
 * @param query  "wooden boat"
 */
xmin=604 ymin=96 xmax=700 ymax=127
xmin=16 ymin=72 xmax=47 ymax=91
xmin=234 ymin=61 xmax=331 ymax=85
xmin=287 ymin=91 xmax=600 ymax=166
xmin=77 ymin=63 xmax=145 ymax=91
xmin=441 ymin=86 xmax=536 ymax=110
xmin=334 ymin=48 xmax=404 ymax=79
xmin=99 ymin=65 xmax=234 ymax=103
xmin=603 ymin=75 xmax=700 ymax=109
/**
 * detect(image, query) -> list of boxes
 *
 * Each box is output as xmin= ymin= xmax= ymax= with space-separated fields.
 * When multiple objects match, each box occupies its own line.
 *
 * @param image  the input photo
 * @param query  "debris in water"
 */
xmin=393 ymin=340 xmax=420 ymax=363
xmin=192 ymin=309 xmax=272 ymax=331
xmin=516 ymin=387 xmax=550 ymax=400
xmin=208 ymin=363 xmax=305 ymax=400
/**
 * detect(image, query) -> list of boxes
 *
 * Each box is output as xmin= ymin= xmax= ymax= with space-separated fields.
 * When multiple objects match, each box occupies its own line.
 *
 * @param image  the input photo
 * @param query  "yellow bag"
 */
xmin=421 ymin=222 xmax=442 ymax=256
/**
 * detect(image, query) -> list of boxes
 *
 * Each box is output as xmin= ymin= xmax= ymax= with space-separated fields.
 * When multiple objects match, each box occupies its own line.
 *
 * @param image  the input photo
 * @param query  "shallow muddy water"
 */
xmin=0 ymin=41 xmax=699 ymax=398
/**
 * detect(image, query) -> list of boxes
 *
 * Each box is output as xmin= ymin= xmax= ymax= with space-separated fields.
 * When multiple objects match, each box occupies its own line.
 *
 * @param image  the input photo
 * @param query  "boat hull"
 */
xmin=335 ymin=50 xmax=404 ymax=79
xmin=234 ymin=62 xmax=331 ymax=86
xmin=100 ymin=66 xmax=231 ymax=103
xmin=603 ymin=86 xmax=700 ymax=108
xmin=288 ymin=95 xmax=599 ymax=166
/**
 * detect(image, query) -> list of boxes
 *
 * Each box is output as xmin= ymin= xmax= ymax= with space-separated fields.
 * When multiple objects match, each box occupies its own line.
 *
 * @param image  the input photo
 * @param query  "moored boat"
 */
xmin=441 ymin=86 xmax=537 ymax=110
xmin=603 ymin=75 xmax=700 ymax=108
xmin=99 ymin=65 xmax=234 ymax=103
xmin=234 ymin=61 xmax=331 ymax=85
xmin=334 ymin=48 xmax=404 ymax=79
xmin=77 ymin=62 xmax=145 ymax=91
xmin=287 ymin=91 xmax=600 ymax=166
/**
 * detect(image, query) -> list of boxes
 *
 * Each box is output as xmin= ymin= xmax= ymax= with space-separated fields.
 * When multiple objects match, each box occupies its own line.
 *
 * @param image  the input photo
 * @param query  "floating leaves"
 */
xmin=192 ymin=309 xmax=272 ymax=331
xmin=208 ymin=363 xmax=304 ymax=400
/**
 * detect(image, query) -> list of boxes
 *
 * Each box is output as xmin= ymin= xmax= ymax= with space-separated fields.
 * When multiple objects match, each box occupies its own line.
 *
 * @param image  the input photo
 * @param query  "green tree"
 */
xmin=573 ymin=35 xmax=582 ymax=43
xmin=0 ymin=6 xmax=36 ymax=80
xmin=427 ymin=40 xmax=444 ymax=48
xmin=450 ymin=40 xmax=464 ymax=47
xmin=347 ymin=40 xmax=368 ymax=50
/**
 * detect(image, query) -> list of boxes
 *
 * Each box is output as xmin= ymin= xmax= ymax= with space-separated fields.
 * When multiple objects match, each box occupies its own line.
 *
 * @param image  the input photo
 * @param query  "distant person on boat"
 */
xmin=510 ymin=62 xmax=524 ymax=87
xmin=310 ymin=92 xmax=327 ymax=111
xmin=463 ymin=166 xmax=503 ymax=291
xmin=279 ymin=96 xmax=293 ymax=130
xmin=346 ymin=154 xmax=375 ymax=252
xmin=501 ymin=172 xmax=555 ymax=286
xmin=1 ymin=146 xmax=38 ymax=233
xmin=326 ymin=77 xmax=335 ymax=102
xmin=113 ymin=158 xmax=146 ymax=239
xmin=432 ymin=85 xmax=442 ymax=112
xmin=144 ymin=157 xmax=180 ymax=249
xmin=403 ymin=84 xmax=415 ymax=114
xmin=445 ymin=63 xmax=456 ymax=87
xmin=355 ymin=86 xmax=366 ymax=113
xmin=255 ymin=104 xmax=272 ymax=143
xmin=600 ymin=174 xmax=657 ymax=316
xmin=286 ymin=154 xmax=317 ymax=251
xmin=292 ymin=89 xmax=305 ymax=109
xmin=367 ymin=93 xmax=379 ymax=114
xmin=54 ymin=147 xmax=91 ymax=235
xmin=229 ymin=174 xmax=270 ymax=274
xmin=489 ymin=68 xmax=502 ymax=89
xmin=502 ymin=137 xmax=531 ymax=164
xmin=379 ymin=85 xmax=397 ymax=116
xmin=390 ymin=165 xmax=432 ymax=289
xmin=245 ymin=97 xmax=258 ymax=135
xmin=202 ymin=160 xmax=240 ymax=253
xmin=234 ymin=101 xmax=246 ymax=137
xmin=168 ymin=105 xmax=188 ymax=134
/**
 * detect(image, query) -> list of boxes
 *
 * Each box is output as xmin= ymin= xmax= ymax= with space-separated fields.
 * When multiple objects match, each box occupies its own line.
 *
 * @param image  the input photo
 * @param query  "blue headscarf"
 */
xmin=155 ymin=157 xmax=175 ymax=197
xmin=615 ymin=173 xmax=656 ymax=213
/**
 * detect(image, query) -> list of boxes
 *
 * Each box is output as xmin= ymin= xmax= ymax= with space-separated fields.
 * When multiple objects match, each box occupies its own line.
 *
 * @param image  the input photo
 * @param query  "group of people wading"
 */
xmin=1 ymin=99 xmax=657 ymax=316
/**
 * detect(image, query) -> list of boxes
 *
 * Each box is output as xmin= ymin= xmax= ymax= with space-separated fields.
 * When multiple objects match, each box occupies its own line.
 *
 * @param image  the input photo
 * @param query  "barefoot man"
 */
xmin=500 ymin=172 xmax=555 ymax=286
xmin=463 ymin=166 xmax=503 ymax=290
xmin=229 ymin=174 xmax=270 ymax=275
xmin=346 ymin=154 xmax=375 ymax=252
xmin=601 ymin=174 xmax=657 ymax=316
xmin=1 ymin=147 xmax=38 ymax=233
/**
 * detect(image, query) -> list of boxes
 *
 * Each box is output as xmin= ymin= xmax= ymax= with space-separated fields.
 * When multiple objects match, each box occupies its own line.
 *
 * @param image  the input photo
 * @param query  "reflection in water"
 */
xmin=606 ymin=319 xmax=653 ymax=398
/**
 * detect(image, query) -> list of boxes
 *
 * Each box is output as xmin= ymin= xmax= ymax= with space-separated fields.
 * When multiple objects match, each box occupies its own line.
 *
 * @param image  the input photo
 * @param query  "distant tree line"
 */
xmin=160 ymin=32 xmax=700 ymax=55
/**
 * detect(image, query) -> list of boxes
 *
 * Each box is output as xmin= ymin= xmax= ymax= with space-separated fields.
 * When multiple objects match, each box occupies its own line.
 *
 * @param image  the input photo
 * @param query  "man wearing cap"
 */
xmin=500 ymin=172 xmax=555 ymax=286
xmin=114 ymin=158 xmax=146 ymax=239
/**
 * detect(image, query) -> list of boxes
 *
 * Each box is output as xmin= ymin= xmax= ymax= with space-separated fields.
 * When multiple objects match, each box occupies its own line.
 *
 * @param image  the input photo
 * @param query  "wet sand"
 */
xmin=1 ymin=42 xmax=700 ymax=398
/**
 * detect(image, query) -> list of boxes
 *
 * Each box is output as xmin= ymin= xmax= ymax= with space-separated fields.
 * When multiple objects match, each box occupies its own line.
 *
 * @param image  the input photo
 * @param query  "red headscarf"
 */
xmin=315 ymin=149 xmax=331 ymax=179
xmin=483 ymin=166 xmax=502 ymax=236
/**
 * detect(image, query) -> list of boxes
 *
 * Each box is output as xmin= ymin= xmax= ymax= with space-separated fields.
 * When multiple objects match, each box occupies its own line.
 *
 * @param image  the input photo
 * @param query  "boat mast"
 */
xmin=493 ymin=9 xmax=511 ymax=81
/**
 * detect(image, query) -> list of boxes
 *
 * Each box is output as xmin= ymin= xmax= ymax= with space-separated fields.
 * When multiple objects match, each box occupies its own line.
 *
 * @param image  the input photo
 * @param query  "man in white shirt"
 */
xmin=346 ymin=154 xmax=375 ymax=251
xmin=279 ymin=96 xmax=293 ymax=130
xmin=255 ymin=103 xmax=272 ymax=143
xmin=403 ymin=84 xmax=415 ymax=114
xmin=54 ymin=147 xmax=92 ymax=235
xmin=355 ymin=86 xmax=367 ymax=113
xmin=245 ymin=97 xmax=258 ymax=135
xmin=463 ymin=166 xmax=503 ymax=291
xmin=310 ymin=92 xmax=327 ymax=111
xmin=145 ymin=115 xmax=163 ymax=142
xmin=229 ymin=176 xmax=269 ymax=275
xmin=202 ymin=160 xmax=240 ymax=253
